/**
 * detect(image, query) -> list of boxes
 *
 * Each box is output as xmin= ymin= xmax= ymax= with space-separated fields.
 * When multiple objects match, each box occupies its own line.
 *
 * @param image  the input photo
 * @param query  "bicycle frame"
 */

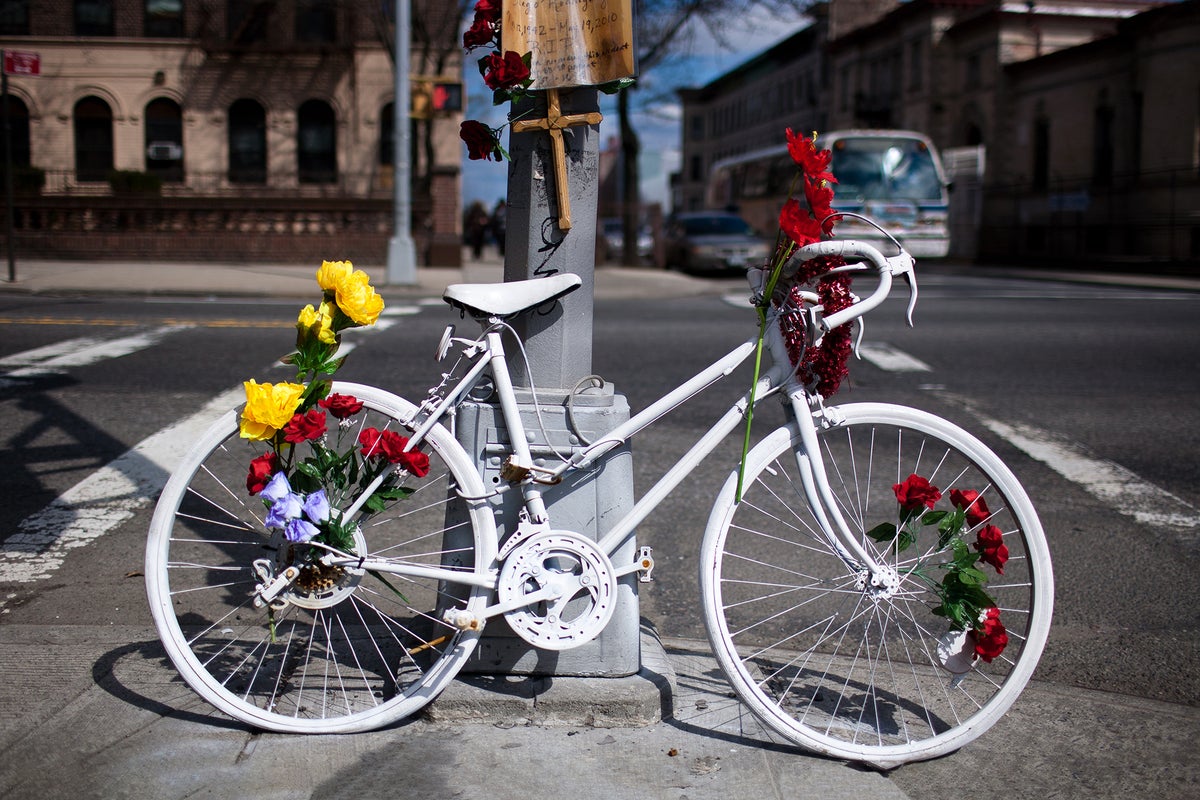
xmin=327 ymin=300 xmax=886 ymax=602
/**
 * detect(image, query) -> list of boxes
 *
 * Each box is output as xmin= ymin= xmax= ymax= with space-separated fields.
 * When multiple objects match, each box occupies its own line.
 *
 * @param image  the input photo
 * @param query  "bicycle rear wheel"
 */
xmin=145 ymin=382 xmax=497 ymax=733
xmin=700 ymin=402 xmax=1053 ymax=768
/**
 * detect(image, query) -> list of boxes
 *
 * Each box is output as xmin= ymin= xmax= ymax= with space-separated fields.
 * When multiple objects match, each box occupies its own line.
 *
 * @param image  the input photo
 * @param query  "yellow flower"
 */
xmin=240 ymin=379 xmax=305 ymax=441
xmin=297 ymin=301 xmax=336 ymax=345
xmin=332 ymin=269 xmax=384 ymax=326
xmin=316 ymin=260 xmax=354 ymax=293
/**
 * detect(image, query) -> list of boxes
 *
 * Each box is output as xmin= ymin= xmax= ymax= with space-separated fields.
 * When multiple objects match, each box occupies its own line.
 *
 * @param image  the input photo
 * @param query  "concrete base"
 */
xmin=451 ymin=384 xmax=641 ymax=677
xmin=424 ymin=625 xmax=675 ymax=728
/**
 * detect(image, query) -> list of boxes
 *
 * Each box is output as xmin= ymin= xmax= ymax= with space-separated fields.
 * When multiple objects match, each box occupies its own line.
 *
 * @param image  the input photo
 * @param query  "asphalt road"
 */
xmin=1 ymin=270 xmax=1198 ymax=798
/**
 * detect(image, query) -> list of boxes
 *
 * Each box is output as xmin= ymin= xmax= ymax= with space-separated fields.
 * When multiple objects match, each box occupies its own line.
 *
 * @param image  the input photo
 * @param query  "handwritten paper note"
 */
xmin=503 ymin=0 xmax=636 ymax=89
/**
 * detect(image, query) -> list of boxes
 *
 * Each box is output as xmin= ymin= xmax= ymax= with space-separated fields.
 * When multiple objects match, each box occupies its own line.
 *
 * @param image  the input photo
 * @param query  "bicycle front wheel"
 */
xmin=700 ymin=403 xmax=1053 ymax=768
xmin=145 ymin=382 xmax=497 ymax=733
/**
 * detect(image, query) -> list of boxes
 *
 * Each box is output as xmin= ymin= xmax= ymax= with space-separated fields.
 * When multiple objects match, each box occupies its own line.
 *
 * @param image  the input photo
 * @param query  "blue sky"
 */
xmin=459 ymin=9 xmax=813 ymax=211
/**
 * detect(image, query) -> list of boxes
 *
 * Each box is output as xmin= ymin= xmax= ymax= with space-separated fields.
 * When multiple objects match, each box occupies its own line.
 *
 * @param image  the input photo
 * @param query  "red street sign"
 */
xmin=3 ymin=51 xmax=40 ymax=76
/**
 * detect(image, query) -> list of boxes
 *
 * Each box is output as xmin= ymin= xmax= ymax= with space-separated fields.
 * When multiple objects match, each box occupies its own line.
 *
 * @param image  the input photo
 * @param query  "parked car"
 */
xmin=599 ymin=217 xmax=653 ymax=264
xmin=663 ymin=212 xmax=771 ymax=274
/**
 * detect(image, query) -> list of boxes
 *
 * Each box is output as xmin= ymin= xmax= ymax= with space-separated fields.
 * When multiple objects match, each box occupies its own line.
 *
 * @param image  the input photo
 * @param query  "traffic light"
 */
xmin=411 ymin=79 xmax=463 ymax=118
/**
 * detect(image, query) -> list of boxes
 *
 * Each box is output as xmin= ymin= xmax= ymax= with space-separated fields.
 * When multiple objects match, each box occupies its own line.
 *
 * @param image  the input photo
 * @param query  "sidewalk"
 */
xmin=0 ymin=249 xmax=743 ymax=303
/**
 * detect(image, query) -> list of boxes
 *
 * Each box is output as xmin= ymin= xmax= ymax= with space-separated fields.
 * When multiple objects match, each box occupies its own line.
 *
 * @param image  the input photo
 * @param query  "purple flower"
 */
xmin=284 ymin=517 xmax=320 ymax=543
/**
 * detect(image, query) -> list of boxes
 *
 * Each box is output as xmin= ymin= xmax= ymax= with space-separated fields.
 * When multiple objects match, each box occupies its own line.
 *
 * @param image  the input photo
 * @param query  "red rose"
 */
xmin=359 ymin=427 xmax=411 ymax=464
xmin=804 ymin=179 xmax=838 ymax=233
xmin=282 ymin=409 xmax=327 ymax=444
xmin=950 ymin=488 xmax=991 ymax=526
xmin=482 ymin=50 xmax=530 ymax=91
xmin=463 ymin=17 xmax=495 ymax=49
xmin=973 ymin=607 xmax=1008 ymax=662
xmin=892 ymin=473 xmax=942 ymax=512
xmin=319 ymin=393 xmax=364 ymax=420
xmin=779 ymin=198 xmax=822 ymax=248
xmin=473 ymin=0 xmax=501 ymax=23
xmin=974 ymin=524 xmax=1009 ymax=574
xmin=246 ymin=451 xmax=280 ymax=495
xmin=398 ymin=449 xmax=430 ymax=477
xmin=460 ymin=120 xmax=501 ymax=161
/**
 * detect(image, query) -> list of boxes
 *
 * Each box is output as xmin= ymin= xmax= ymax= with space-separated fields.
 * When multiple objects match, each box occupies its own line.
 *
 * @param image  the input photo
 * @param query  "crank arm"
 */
xmin=442 ymin=584 xmax=563 ymax=632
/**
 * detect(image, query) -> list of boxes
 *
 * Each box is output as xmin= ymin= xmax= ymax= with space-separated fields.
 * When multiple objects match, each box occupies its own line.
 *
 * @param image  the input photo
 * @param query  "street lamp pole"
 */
xmin=385 ymin=0 xmax=416 ymax=285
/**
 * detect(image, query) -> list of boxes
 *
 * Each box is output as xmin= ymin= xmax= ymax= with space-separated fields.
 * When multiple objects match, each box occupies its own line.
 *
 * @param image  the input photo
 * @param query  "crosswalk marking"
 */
xmin=857 ymin=342 xmax=932 ymax=372
xmin=0 ymin=325 xmax=193 ymax=386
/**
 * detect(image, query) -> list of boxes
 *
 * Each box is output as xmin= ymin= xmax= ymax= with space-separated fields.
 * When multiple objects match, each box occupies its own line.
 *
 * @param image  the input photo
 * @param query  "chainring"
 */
xmin=497 ymin=531 xmax=618 ymax=651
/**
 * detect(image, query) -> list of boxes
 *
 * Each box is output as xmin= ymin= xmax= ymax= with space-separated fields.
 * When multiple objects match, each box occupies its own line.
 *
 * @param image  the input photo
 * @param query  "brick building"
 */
xmin=0 ymin=0 xmax=466 ymax=265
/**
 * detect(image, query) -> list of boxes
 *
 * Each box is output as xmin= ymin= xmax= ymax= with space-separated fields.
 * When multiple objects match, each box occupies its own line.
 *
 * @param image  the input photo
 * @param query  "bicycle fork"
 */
xmin=786 ymin=392 xmax=899 ymax=596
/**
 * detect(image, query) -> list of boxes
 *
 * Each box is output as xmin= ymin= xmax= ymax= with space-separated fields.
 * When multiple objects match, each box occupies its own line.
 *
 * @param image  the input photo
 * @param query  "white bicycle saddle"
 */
xmin=443 ymin=273 xmax=582 ymax=318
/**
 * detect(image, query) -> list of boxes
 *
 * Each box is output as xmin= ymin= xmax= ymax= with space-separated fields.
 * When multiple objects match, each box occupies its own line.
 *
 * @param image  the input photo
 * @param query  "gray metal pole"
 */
xmin=385 ymin=0 xmax=416 ymax=285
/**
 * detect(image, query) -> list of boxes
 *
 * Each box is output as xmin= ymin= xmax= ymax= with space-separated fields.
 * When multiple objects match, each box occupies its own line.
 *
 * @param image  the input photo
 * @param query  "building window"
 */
xmin=74 ymin=96 xmax=113 ymax=182
xmin=228 ymin=0 xmax=269 ymax=43
xmin=297 ymin=99 xmax=336 ymax=184
xmin=228 ymin=98 xmax=266 ymax=183
xmin=0 ymin=0 xmax=30 ymax=35
xmin=145 ymin=0 xmax=184 ymax=37
xmin=965 ymin=52 xmax=981 ymax=91
xmin=145 ymin=98 xmax=184 ymax=182
xmin=296 ymin=0 xmax=335 ymax=43
xmin=1093 ymin=104 xmax=1114 ymax=188
xmin=76 ymin=0 xmax=114 ymax=36
xmin=908 ymin=40 xmax=923 ymax=91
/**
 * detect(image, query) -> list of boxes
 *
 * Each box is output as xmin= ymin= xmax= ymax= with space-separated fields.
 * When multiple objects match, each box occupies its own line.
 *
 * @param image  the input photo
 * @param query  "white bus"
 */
xmin=706 ymin=129 xmax=951 ymax=258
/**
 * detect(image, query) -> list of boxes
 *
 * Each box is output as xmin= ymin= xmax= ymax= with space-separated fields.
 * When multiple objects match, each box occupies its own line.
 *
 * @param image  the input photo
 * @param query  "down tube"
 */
xmin=595 ymin=365 xmax=784 ymax=557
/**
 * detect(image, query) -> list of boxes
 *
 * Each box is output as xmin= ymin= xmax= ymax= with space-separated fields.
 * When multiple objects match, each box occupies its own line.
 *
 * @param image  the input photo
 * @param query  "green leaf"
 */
xmin=922 ymin=510 xmax=949 ymax=526
xmin=598 ymin=78 xmax=636 ymax=94
xmin=866 ymin=522 xmax=898 ymax=543
xmin=364 ymin=486 xmax=414 ymax=513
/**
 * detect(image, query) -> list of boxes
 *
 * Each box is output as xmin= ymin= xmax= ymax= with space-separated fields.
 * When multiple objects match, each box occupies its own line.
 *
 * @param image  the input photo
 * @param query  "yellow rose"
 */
xmin=333 ymin=269 xmax=384 ymax=326
xmin=239 ymin=379 xmax=305 ymax=440
xmin=316 ymin=260 xmax=354 ymax=293
xmin=297 ymin=301 xmax=336 ymax=345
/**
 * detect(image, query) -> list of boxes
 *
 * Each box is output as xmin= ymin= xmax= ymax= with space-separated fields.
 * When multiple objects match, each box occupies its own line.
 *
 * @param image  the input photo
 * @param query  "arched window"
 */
xmin=297 ymin=99 xmax=336 ymax=184
xmin=1 ymin=94 xmax=30 ymax=166
xmin=228 ymin=98 xmax=266 ymax=184
xmin=145 ymin=98 xmax=184 ymax=182
xmin=74 ymin=96 xmax=113 ymax=182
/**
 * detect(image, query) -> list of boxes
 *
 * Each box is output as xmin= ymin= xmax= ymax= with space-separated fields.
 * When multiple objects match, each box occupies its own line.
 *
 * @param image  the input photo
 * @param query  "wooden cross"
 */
xmin=511 ymin=88 xmax=603 ymax=231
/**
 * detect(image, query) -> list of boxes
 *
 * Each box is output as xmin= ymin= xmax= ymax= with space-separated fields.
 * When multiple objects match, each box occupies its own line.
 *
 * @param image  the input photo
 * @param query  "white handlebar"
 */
xmin=792 ymin=239 xmax=917 ymax=331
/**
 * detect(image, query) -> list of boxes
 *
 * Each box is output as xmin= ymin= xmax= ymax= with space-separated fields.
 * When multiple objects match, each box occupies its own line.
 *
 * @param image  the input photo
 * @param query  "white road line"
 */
xmin=935 ymin=391 xmax=1200 ymax=536
xmin=0 ymin=325 xmax=193 ymax=384
xmin=0 ymin=313 xmax=407 ymax=609
xmin=0 ymin=385 xmax=243 ymax=601
xmin=858 ymin=343 xmax=932 ymax=372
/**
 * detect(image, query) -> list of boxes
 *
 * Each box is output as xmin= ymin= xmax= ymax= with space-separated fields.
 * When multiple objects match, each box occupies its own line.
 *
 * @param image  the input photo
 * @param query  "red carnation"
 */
xmin=319 ymin=393 xmax=364 ymax=420
xmin=482 ymin=50 xmax=530 ymax=91
xmin=282 ymin=409 xmax=327 ymax=444
xmin=950 ymin=488 xmax=991 ymax=526
xmin=779 ymin=198 xmax=822 ymax=248
xmin=246 ymin=451 xmax=280 ymax=495
xmin=359 ymin=427 xmax=411 ymax=464
xmin=893 ymin=474 xmax=942 ymax=513
xmin=786 ymin=127 xmax=835 ymax=184
xmin=974 ymin=524 xmax=1009 ymax=574
xmin=398 ymin=449 xmax=430 ymax=477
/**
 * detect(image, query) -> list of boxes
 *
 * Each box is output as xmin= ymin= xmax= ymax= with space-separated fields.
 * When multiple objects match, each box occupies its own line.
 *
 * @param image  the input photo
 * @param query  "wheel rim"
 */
xmin=704 ymin=405 xmax=1052 ymax=766
xmin=146 ymin=386 xmax=496 ymax=732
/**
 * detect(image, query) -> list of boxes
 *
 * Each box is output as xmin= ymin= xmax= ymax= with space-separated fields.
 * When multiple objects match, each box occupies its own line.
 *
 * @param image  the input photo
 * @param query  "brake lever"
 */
xmin=884 ymin=252 xmax=919 ymax=327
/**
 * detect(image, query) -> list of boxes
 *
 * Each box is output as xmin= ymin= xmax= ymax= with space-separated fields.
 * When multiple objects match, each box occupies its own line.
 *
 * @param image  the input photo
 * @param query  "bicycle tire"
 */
xmin=145 ymin=382 xmax=497 ymax=733
xmin=700 ymin=402 xmax=1053 ymax=768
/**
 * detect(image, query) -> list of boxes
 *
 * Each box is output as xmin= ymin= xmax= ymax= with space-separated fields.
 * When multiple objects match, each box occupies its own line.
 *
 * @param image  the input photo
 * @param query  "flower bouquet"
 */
xmin=873 ymin=474 xmax=1010 ymax=668
xmin=237 ymin=261 xmax=427 ymax=585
